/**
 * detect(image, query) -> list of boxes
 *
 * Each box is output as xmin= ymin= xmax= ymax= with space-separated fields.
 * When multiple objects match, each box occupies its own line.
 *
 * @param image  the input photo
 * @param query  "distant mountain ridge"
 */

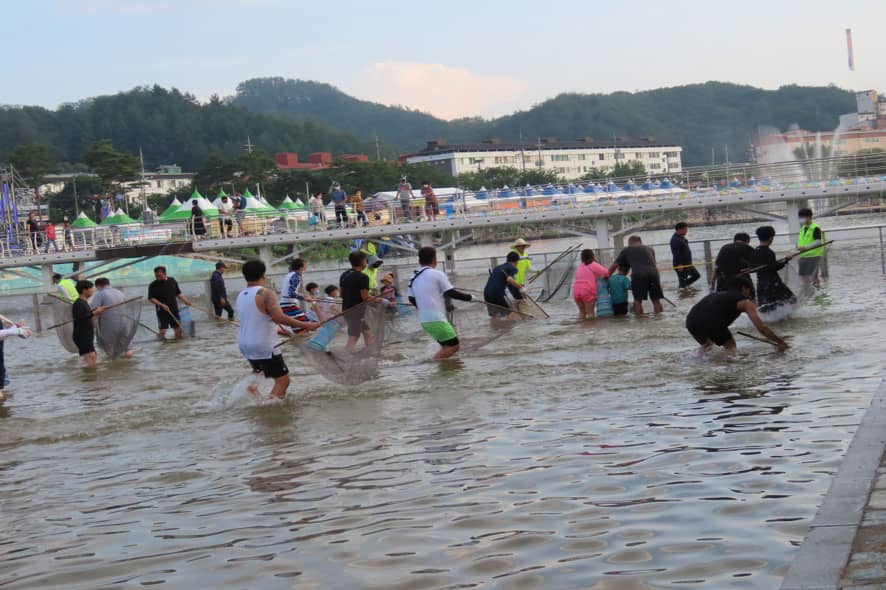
xmin=230 ymin=78 xmax=857 ymax=165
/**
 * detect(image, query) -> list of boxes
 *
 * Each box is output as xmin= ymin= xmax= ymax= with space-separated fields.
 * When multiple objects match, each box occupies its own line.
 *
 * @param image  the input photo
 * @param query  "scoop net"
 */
xmin=301 ymin=300 xmax=389 ymax=386
xmin=48 ymin=296 xmax=78 ymax=354
xmin=534 ymin=247 xmax=580 ymax=302
xmin=446 ymin=299 xmax=535 ymax=353
xmin=96 ymin=298 xmax=142 ymax=358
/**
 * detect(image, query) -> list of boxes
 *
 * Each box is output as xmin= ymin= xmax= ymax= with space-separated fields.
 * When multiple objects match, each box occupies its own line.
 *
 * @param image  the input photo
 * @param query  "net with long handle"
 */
xmin=96 ymin=298 xmax=142 ymax=358
xmin=446 ymin=300 xmax=534 ymax=353
xmin=537 ymin=249 xmax=580 ymax=302
xmin=301 ymin=300 xmax=389 ymax=386
xmin=48 ymin=297 xmax=79 ymax=354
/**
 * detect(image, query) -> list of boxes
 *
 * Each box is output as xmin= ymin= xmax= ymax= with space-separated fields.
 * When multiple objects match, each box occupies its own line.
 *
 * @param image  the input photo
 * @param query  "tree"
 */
xmin=8 ymin=143 xmax=54 ymax=219
xmin=45 ymin=175 xmax=104 ymax=221
xmin=84 ymin=140 xmax=140 ymax=193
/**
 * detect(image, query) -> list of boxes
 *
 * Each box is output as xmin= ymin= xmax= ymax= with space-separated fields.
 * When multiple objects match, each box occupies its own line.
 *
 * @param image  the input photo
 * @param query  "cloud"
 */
xmin=349 ymin=61 xmax=528 ymax=120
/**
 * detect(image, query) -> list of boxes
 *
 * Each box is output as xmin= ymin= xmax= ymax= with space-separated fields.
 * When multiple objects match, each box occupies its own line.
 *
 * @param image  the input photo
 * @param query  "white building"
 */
xmin=40 ymin=165 xmax=194 ymax=204
xmin=404 ymin=138 xmax=683 ymax=180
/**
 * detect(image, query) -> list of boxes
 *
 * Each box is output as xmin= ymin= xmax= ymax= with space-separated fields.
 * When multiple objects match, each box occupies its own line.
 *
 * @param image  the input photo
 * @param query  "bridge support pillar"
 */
xmin=611 ymin=217 xmax=625 ymax=252
xmin=786 ymin=201 xmax=802 ymax=238
xmin=595 ymin=218 xmax=611 ymax=263
xmin=258 ymin=246 xmax=273 ymax=270
xmin=40 ymin=263 xmax=54 ymax=291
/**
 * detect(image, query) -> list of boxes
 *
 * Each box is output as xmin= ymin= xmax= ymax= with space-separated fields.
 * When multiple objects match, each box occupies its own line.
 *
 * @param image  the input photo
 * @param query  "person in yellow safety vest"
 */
xmin=509 ymin=238 xmax=535 ymax=286
xmin=796 ymin=207 xmax=825 ymax=288
xmin=52 ymin=273 xmax=78 ymax=302
xmin=359 ymin=240 xmax=377 ymax=259
xmin=362 ymin=257 xmax=384 ymax=293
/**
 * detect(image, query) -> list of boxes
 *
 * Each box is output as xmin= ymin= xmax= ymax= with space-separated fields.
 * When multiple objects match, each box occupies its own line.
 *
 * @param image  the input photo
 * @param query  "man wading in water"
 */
xmin=236 ymin=260 xmax=320 ymax=400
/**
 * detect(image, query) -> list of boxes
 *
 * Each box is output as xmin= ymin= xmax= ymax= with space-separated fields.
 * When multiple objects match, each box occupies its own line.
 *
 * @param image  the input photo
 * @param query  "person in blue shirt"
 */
xmin=483 ymin=251 xmax=524 ymax=318
xmin=330 ymin=182 xmax=348 ymax=228
xmin=608 ymin=265 xmax=632 ymax=316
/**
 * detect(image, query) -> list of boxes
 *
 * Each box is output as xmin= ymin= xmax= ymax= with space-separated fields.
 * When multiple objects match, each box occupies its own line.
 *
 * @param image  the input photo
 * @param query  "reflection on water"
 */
xmin=0 ymin=240 xmax=884 ymax=589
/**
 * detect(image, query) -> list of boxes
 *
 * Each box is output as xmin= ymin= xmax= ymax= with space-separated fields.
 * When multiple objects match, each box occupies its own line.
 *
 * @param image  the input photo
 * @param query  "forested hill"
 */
xmin=231 ymin=79 xmax=856 ymax=165
xmin=0 ymin=85 xmax=372 ymax=170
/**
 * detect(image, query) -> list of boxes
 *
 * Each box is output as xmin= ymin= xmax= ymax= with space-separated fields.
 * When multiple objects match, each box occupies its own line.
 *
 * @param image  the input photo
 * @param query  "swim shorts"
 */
xmin=421 ymin=321 xmax=459 ymax=346
xmin=248 ymin=354 xmax=289 ymax=379
xmin=483 ymin=295 xmax=511 ymax=317
xmin=630 ymin=275 xmax=664 ymax=301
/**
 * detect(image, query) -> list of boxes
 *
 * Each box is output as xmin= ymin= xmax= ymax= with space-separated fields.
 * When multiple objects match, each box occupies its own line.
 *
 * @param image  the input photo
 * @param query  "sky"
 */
xmin=5 ymin=0 xmax=886 ymax=120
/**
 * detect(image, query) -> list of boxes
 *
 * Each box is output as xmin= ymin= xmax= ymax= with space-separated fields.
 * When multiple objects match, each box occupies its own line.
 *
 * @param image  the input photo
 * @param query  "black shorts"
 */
xmin=248 ymin=355 xmax=289 ymax=379
xmin=157 ymin=309 xmax=180 ymax=330
xmin=631 ymin=275 xmax=664 ymax=301
xmin=687 ymin=320 xmax=733 ymax=346
xmin=484 ymin=294 xmax=511 ymax=317
xmin=345 ymin=313 xmax=368 ymax=337
xmin=75 ymin=337 xmax=95 ymax=356
xmin=612 ymin=302 xmax=629 ymax=316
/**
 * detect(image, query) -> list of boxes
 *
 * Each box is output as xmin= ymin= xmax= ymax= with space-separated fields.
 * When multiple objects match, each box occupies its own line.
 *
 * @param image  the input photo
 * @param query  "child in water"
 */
xmin=571 ymin=249 xmax=609 ymax=320
xmin=315 ymin=285 xmax=341 ymax=322
xmin=608 ymin=265 xmax=632 ymax=316
xmin=379 ymin=273 xmax=398 ymax=307
xmin=304 ymin=282 xmax=320 ymax=321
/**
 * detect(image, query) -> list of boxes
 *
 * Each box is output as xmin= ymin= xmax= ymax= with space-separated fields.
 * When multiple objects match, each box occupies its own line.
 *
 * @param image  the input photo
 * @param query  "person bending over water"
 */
xmin=236 ymin=259 xmax=320 ymax=400
xmin=686 ymin=276 xmax=788 ymax=354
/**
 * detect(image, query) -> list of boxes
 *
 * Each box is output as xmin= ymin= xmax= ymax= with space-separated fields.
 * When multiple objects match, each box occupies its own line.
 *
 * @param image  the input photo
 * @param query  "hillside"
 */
xmin=231 ymin=79 xmax=856 ymax=165
xmin=0 ymin=85 xmax=373 ymax=170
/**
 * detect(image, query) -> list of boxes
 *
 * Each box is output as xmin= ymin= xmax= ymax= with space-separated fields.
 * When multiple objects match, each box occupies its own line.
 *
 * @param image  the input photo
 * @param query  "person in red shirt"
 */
xmin=421 ymin=181 xmax=439 ymax=221
xmin=44 ymin=222 xmax=59 ymax=253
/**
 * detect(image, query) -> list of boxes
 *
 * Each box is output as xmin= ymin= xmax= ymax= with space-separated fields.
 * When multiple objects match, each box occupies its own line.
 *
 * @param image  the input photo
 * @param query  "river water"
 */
xmin=1 ymin=215 xmax=885 ymax=589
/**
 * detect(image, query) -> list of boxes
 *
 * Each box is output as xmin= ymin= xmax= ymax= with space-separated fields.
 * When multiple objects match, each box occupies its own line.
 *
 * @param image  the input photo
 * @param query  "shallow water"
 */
xmin=1 ymin=238 xmax=885 ymax=589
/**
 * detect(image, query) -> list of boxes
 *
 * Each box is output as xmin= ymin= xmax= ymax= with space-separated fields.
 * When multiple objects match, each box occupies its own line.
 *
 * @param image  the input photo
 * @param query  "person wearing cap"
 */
xmin=396 ymin=178 xmax=414 ymax=222
xmin=210 ymin=262 xmax=234 ymax=320
xmin=363 ymin=256 xmax=384 ymax=292
xmin=509 ymin=239 xmax=535 ymax=287
xmin=797 ymin=207 xmax=825 ymax=288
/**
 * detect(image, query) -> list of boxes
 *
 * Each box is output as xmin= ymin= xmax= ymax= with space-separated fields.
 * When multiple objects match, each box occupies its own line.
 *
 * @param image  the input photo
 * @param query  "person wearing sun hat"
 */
xmin=509 ymin=238 xmax=535 ymax=287
xmin=362 ymin=256 xmax=384 ymax=292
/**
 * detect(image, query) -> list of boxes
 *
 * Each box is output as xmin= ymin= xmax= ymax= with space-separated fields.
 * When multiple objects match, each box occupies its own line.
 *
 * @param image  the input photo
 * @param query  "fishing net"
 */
xmin=48 ymin=296 xmax=78 ymax=354
xmin=96 ymin=297 xmax=142 ymax=359
xmin=446 ymin=299 xmax=534 ymax=353
xmin=533 ymin=248 xmax=580 ymax=302
xmin=301 ymin=300 xmax=389 ymax=386
xmin=384 ymin=301 xmax=425 ymax=344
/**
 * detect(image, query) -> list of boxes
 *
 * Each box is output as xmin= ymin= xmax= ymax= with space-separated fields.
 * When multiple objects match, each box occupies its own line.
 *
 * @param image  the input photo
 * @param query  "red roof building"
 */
xmin=274 ymin=152 xmax=368 ymax=170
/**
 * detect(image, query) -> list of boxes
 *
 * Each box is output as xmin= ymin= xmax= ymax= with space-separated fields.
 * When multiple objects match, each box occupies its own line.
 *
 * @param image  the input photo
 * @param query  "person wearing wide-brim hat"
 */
xmin=509 ymin=239 xmax=535 ymax=287
xmin=363 ymin=256 xmax=384 ymax=292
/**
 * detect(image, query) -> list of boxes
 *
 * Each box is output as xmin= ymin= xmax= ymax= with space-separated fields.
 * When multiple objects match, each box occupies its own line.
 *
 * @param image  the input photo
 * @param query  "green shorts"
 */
xmin=422 ymin=321 xmax=458 ymax=345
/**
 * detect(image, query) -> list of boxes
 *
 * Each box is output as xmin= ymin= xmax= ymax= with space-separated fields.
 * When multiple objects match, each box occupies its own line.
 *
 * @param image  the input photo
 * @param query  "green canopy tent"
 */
xmin=70 ymin=211 xmax=98 ymax=228
xmin=100 ymin=208 xmax=138 ymax=225
xmin=160 ymin=194 xmax=219 ymax=221
xmin=277 ymin=195 xmax=301 ymax=210
xmin=239 ymin=188 xmax=278 ymax=217
xmin=158 ymin=197 xmax=183 ymax=221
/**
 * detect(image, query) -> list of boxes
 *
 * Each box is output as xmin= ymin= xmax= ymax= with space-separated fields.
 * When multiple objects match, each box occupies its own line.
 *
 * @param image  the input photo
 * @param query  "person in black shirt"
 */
xmin=190 ymin=200 xmax=206 ymax=238
xmin=753 ymin=226 xmax=796 ymax=313
xmin=148 ymin=266 xmax=193 ymax=339
xmin=72 ymin=280 xmax=106 ymax=368
xmin=210 ymin=262 xmax=234 ymax=320
xmin=713 ymin=233 xmax=757 ymax=293
xmin=670 ymin=222 xmax=701 ymax=288
xmin=25 ymin=212 xmax=40 ymax=252
xmin=340 ymin=250 xmax=385 ymax=352
xmin=686 ymin=276 xmax=787 ymax=355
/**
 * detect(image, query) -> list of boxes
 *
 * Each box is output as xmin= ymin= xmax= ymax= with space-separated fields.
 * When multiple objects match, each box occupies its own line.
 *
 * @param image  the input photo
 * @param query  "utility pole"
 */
xmin=243 ymin=136 xmax=255 ymax=154
xmin=73 ymin=175 xmax=79 ymax=216
xmin=375 ymin=135 xmax=381 ymax=161
xmin=139 ymin=146 xmax=147 ymax=211
xmin=519 ymin=129 xmax=526 ymax=173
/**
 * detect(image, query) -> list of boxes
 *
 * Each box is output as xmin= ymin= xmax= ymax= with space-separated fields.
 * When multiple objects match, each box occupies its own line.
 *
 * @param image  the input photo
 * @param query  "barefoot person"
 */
xmin=236 ymin=259 xmax=320 ymax=400
xmin=72 ymin=280 xmax=106 ymax=368
xmin=572 ymin=248 xmax=609 ymax=320
xmin=407 ymin=246 xmax=473 ymax=360
xmin=685 ymin=276 xmax=788 ymax=354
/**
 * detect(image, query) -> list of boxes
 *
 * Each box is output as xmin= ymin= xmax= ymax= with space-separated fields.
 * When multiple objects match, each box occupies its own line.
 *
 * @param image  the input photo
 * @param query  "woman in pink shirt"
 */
xmin=572 ymin=249 xmax=609 ymax=320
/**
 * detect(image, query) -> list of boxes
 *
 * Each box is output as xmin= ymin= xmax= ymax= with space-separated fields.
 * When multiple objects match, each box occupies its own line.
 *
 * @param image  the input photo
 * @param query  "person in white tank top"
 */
xmin=236 ymin=260 xmax=320 ymax=400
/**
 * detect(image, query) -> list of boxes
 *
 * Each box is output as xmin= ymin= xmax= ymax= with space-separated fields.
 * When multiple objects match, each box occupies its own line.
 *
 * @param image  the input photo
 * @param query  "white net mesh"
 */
xmin=533 ymin=248 xmax=580 ymax=302
xmin=96 ymin=298 xmax=142 ymax=358
xmin=301 ymin=301 xmax=389 ymax=386
xmin=446 ymin=300 xmax=533 ymax=352
xmin=48 ymin=297 xmax=79 ymax=354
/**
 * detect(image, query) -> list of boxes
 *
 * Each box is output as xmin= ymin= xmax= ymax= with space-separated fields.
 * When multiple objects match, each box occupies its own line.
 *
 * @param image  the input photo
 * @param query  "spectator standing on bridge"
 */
xmin=190 ymin=200 xmax=206 ymax=239
xmin=210 ymin=262 xmax=234 ymax=321
xmin=310 ymin=191 xmax=327 ymax=229
xmin=349 ymin=189 xmax=369 ymax=226
xmin=234 ymin=193 xmax=248 ymax=236
xmin=63 ymin=220 xmax=75 ymax=251
xmin=330 ymin=182 xmax=348 ymax=228
xmin=217 ymin=197 xmax=233 ymax=238
xmin=43 ymin=222 xmax=59 ymax=253
xmin=797 ymin=207 xmax=825 ymax=288
xmin=670 ymin=222 xmax=700 ymax=288
xmin=608 ymin=236 xmax=663 ymax=314
xmin=421 ymin=181 xmax=439 ymax=221
xmin=25 ymin=212 xmax=39 ymax=252
xmin=397 ymin=178 xmax=414 ymax=221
